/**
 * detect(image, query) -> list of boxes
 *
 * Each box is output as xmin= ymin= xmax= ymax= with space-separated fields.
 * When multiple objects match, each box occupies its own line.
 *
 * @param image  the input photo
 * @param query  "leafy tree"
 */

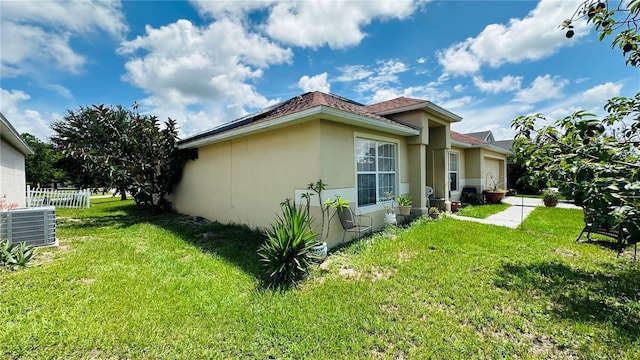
xmin=560 ymin=0 xmax=639 ymax=66
xmin=512 ymin=0 xmax=640 ymax=241
xmin=20 ymin=133 xmax=65 ymax=186
xmin=126 ymin=113 xmax=197 ymax=212
xmin=51 ymin=104 xmax=196 ymax=211
xmin=51 ymin=105 xmax=134 ymax=199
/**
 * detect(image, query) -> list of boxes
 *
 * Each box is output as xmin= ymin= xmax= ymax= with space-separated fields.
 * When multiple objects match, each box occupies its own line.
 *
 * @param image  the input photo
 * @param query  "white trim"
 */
xmin=483 ymin=153 xmax=507 ymax=160
xmin=448 ymin=150 xmax=460 ymax=193
xmin=354 ymin=133 xmax=401 ymax=210
xmin=451 ymin=139 xmax=511 ymax=155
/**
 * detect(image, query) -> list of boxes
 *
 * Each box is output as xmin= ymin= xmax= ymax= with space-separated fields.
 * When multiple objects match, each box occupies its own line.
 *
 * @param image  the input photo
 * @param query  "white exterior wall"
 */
xmin=1 ymin=140 xmax=28 ymax=207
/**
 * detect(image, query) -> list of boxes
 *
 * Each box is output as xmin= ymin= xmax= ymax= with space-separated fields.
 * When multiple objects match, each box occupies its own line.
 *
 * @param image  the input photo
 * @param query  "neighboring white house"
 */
xmin=1 ymin=112 xmax=34 ymax=207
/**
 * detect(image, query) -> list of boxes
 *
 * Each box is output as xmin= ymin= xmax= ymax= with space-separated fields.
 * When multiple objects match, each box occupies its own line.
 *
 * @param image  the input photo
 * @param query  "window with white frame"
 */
xmin=356 ymin=138 xmax=397 ymax=207
xmin=449 ymin=152 xmax=459 ymax=192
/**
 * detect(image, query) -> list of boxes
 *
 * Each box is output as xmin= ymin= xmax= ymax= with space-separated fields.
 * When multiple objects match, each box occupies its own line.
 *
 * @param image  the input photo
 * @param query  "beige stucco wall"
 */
xmin=173 ymin=119 xmax=413 ymax=249
xmin=0 ymin=140 xmax=27 ymax=207
xmin=172 ymin=121 xmax=322 ymax=230
xmin=461 ymin=147 xmax=482 ymax=193
xmin=449 ymin=146 xmax=466 ymax=201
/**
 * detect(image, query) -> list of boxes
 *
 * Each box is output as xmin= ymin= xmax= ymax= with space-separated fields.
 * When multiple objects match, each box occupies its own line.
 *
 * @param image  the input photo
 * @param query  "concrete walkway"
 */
xmin=449 ymin=196 xmax=580 ymax=228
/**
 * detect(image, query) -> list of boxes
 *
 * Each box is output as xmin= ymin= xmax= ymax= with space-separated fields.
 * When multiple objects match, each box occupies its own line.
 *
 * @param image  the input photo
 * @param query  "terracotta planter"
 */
xmin=484 ymin=191 xmax=505 ymax=204
xmin=398 ymin=206 xmax=411 ymax=215
xmin=543 ymin=198 xmax=558 ymax=207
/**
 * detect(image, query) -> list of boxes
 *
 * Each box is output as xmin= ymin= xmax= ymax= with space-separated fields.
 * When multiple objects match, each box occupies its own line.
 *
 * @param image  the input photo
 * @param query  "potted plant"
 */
xmin=302 ymin=179 xmax=336 ymax=260
xmin=483 ymin=172 xmax=506 ymax=204
xmin=429 ymin=207 xmax=440 ymax=219
xmin=542 ymin=189 xmax=559 ymax=207
xmin=451 ymin=200 xmax=462 ymax=213
xmin=381 ymin=191 xmax=397 ymax=226
xmin=396 ymin=194 xmax=412 ymax=215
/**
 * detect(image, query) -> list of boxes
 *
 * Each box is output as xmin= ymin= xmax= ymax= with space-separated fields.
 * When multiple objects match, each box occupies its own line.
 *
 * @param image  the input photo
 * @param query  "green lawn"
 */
xmin=456 ymin=203 xmax=511 ymax=218
xmin=1 ymin=198 xmax=638 ymax=359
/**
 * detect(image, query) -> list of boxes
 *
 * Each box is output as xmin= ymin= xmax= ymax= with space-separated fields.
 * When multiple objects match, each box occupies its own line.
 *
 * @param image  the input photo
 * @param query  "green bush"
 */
xmin=0 ymin=239 xmax=36 ymax=268
xmin=258 ymin=199 xmax=318 ymax=288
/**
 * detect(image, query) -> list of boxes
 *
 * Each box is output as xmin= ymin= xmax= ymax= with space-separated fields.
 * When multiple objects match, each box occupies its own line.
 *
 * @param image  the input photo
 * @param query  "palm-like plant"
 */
xmin=0 ymin=240 xmax=36 ymax=268
xmin=258 ymin=199 xmax=318 ymax=288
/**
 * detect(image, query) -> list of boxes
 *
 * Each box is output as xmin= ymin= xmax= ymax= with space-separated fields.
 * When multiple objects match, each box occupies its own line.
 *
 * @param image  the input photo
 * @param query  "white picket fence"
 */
xmin=26 ymin=186 xmax=90 ymax=209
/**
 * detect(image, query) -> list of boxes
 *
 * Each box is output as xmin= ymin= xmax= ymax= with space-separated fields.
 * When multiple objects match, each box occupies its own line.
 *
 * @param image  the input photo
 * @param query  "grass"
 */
xmin=1 ymin=198 xmax=639 ymax=359
xmin=457 ymin=203 xmax=511 ymax=218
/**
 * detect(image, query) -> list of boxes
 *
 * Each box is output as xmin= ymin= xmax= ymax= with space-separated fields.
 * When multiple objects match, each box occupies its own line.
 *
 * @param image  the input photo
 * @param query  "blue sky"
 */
xmin=1 ymin=0 xmax=638 ymax=142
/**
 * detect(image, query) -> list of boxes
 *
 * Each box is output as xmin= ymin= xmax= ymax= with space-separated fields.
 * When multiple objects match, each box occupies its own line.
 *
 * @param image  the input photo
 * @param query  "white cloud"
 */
xmin=353 ymin=59 xmax=409 ymax=94
xmin=436 ymin=42 xmax=481 ymax=76
xmin=451 ymin=80 xmax=625 ymax=142
xmin=378 ymin=59 xmax=408 ymax=75
xmin=416 ymin=57 xmax=427 ymax=64
xmin=0 ymin=88 xmax=54 ymax=140
xmin=40 ymin=84 xmax=75 ymax=101
xmin=264 ymin=0 xmax=419 ymax=48
xmin=581 ymin=82 xmax=623 ymax=103
xmin=298 ymin=73 xmax=331 ymax=93
xmin=440 ymin=96 xmax=475 ymax=110
xmin=451 ymin=102 xmax=534 ymax=140
xmin=1 ymin=22 xmax=85 ymax=76
xmin=0 ymin=1 xmax=127 ymax=76
xmin=473 ymin=75 xmax=522 ymax=94
xmin=514 ymin=75 xmax=568 ymax=103
xmin=453 ymin=84 xmax=466 ymax=92
xmin=335 ymin=65 xmax=374 ymax=82
xmin=118 ymin=18 xmax=292 ymax=117
xmin=437 ymin=0 xmax=588 ymax=76
xmin=369 ymin=85 xmax=449 ymax=104
xmin=537 ymin=81 xmax=623 ymax=120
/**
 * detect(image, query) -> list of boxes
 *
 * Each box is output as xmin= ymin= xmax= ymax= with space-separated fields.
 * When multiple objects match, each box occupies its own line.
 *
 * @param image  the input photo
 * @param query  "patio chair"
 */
xmin=576 ymin=206 xmax=637 ymax=260
xmin=337 ymin=206 xmax=373 ymax=243
xmin=425 ymin=186 xmax=434 ymax=209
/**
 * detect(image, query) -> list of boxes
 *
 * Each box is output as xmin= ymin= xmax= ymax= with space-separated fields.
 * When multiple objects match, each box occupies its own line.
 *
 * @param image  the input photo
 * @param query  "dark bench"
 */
xmin=461 ymin=187 xmax=484 ymax=205
xmin=576 ymin=207 xmax=637 ymax=260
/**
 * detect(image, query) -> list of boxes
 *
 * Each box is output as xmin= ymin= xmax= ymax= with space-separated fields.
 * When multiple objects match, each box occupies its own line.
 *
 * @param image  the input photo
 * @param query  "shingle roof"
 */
xmin=491 ymin=139 xmax=514 ymax=150
xmin=451 ymin=131 xmax=487 ymax=145
xmin=364 ymin=96 xmax=427 ymax=113
xmin=179 ymin=91 xmax=418 ymax=146
xmin=465 ymin=131 xmax=493 ymax=142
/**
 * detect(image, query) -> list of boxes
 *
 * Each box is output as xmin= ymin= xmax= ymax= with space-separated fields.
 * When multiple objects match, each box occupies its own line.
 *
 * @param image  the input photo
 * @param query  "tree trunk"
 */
xmin=119 ymin=186 xmax=127 ymax=200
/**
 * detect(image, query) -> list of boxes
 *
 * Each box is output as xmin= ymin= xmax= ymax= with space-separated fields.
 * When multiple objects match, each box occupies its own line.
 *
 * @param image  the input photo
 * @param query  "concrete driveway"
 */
xmin=450 ymin=195 xmax=580 ymax=229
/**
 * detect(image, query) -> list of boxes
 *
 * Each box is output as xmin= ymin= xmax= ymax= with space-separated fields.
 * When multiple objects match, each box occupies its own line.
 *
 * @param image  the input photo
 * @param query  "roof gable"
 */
xmin=451 ymin=131 xmax=487 ymax=145
xmin=465 ymin=131 xmax=494 ymax=142
xmin=363 ymin=97 xmax=427 ymax=113
xmin=451 ymin=130 xmax=512 ymax=155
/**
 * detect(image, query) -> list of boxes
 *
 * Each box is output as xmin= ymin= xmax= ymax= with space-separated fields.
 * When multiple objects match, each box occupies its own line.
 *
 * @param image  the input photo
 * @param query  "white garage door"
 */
xmin=484 ymin=158 xmax=501 ymax=189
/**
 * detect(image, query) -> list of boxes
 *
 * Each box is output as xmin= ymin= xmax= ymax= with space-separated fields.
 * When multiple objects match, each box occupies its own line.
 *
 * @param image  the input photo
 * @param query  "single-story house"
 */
xmin=1 ymin=112 xmax=34 ymax=207
xmin=172 ymin=91 xmax=507 ymax=248
xmin=449 ymin=131 xmax=512 ymax=201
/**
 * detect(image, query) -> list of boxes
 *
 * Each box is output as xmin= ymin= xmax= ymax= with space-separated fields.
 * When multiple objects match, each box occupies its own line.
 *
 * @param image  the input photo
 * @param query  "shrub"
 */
xmin=258 ymin=199 xmax=318 ymax=288
xmin=0 ymin=240 xmax=36 ymax=268
xmin=542 ymin=189 xmax=559 ymax=202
